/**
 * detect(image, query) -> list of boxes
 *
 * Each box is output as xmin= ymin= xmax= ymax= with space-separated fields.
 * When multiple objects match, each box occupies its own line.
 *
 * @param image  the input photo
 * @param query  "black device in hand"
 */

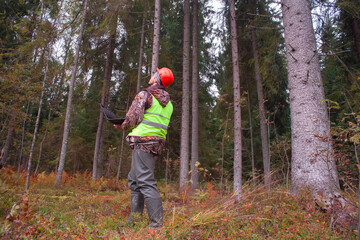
xmin=99 ymin=104 xmax=125 ymax=125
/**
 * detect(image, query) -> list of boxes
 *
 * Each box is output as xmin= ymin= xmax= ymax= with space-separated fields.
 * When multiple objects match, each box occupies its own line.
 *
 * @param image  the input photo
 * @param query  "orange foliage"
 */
xmin=0 ymin=167 xmax=357 ymax=239
xmin=205 ymin=182 xmax=218 ymax=202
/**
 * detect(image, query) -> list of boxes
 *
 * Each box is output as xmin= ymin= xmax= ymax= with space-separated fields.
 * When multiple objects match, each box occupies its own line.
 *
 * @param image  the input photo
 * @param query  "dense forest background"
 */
xmin=0 ymin=0 xmax=359 ymax=197
xmin=1 ymin=0 xmax=360 ymax=238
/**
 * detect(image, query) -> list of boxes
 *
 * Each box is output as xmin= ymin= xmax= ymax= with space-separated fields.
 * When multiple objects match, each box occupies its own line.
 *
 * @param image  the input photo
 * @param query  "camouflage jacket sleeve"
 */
xmin=121 ymin=91 xmax=151 ymax=130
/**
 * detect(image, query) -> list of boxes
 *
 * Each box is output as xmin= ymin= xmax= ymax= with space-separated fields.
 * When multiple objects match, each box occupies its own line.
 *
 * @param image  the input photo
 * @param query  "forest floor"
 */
xmin=0 ymin=168 xmax=357 ymax=239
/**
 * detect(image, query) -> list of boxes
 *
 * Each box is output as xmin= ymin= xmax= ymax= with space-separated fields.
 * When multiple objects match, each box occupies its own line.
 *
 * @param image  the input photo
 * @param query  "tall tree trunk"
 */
xmin=137 ymin=12 xmax=146 ymax=92
xmin=246 ymin=89 xmax=255 ymax=184
xmin=229 ymin=0 xmax=242 ymax=200
xmin=0 ymin=112 xmax=15 ymax=168
xmin=55 ymin=0 xmax=88 ymax=187
xmin=97 ymin=131 xmax=105 ymax=178
xmin=25 ymin=46 xmax=51 ymax=190
xmin=180 ymin=0 xmax=191 ymax=193
xmin=34 ymin=109 xmax=51 ymax=176
xmin=93 ymin=29 xmax=116 ymax=179
xmin=151 ymin=0 xmax=161 ymax=75
xmin=190 ymin=0 xmax=199 ymax=192
xmin=96 ymin=28 xmax=117 ymax=179
xmin=352 ymin=17 xmax=360 ymax=64
xmin=52 ymin=36 xmax=70 ymax=176
xmin=17 ymin=103 xmax=30 ymax=181
xmin=281 ymin=0 xmax=339 ymax=196
xmin=251 ymin=27 xmax=270 ymax=188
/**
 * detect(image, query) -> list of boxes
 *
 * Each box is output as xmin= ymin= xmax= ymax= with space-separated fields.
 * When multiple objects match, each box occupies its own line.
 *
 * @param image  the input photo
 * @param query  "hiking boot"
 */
xmin=126 ymin=192 xmax=144 ymax=226
xmin=145 ymin=197 xmax=163 ymax=228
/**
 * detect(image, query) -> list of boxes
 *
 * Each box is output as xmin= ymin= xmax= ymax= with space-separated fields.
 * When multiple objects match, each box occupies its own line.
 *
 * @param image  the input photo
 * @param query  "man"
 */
xmin=114 ymin=67 xmax=174 ymax=228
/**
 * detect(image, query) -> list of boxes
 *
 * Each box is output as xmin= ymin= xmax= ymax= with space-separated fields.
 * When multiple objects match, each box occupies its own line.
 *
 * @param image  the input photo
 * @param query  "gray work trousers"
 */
xmin=128 ymin=145 xmax=161 ymax=200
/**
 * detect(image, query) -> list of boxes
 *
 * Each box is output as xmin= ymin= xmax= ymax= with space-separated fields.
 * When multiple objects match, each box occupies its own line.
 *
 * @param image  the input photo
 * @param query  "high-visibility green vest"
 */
xmin=128 ymin=94 xmax=173 ymax=139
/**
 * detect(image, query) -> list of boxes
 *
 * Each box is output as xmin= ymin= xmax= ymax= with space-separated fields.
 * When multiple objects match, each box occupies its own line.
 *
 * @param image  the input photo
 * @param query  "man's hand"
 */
xmin=113 ymin=124 xmax=122 ymax=130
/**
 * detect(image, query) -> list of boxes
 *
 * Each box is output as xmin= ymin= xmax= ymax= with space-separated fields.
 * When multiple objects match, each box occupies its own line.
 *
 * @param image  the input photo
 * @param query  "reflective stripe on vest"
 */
xmin=144 ymin=111 xmax=170 ymax=120
xmin=128 ymin=94 xmax=173 ymax=139
xmin=141 ymin=119 xmax=168 ymax=130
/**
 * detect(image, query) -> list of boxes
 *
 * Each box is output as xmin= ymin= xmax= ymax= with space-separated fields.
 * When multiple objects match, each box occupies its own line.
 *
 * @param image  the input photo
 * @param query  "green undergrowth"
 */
xmin=0 ymin=168 xmax=357 ymax=239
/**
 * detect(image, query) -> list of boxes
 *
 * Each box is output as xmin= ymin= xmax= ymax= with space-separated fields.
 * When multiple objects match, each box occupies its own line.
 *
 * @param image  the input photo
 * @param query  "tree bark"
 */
xmin=151 ymin=0 xmax=161 ymax=75
xmin=190 ymin=0 xmax=199 ymax=192
xmin=97 ymin=130 xmax=105 ymax=178
xmin=136 ymin=12 xmax=146 ymax=92
xmin=55 ymin=0 xmax=88 ymax=187
xmin=179 ymin=0 xmax=191 ymax=193
xmin=251 ymin=27 xmax=271 ymax=188
xmin=281 ymin=0 xmax=339 ymax=196
xmin=93 ymin=29 xmax=116 ymax=179
xmin=229 ymin=0 xmax=242 ymax=200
